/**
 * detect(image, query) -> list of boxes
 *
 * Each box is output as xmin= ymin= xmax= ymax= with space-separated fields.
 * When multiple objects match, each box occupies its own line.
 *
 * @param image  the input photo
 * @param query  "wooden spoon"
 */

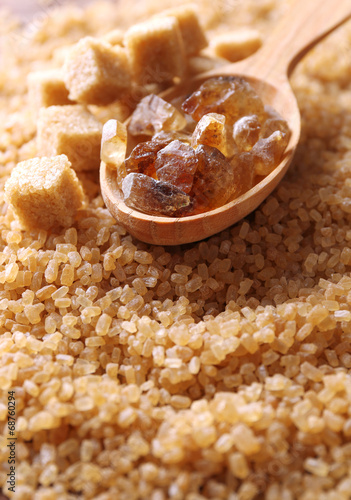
xmin=100 ymin=0 xmax=351 ymax=246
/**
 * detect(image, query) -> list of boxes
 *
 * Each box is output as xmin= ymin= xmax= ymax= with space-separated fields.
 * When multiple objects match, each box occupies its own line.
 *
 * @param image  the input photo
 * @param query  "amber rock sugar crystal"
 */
xmin=191 ymin=112 xmax=231 ymax=157
xmin=191 ymin=145 xmax=236 ymax=211
xmin=154 ymin=140 xmax=198 ymax=193
xmin=251 ymin=130 xmax=289 ymax=176
xmin=101 ymin=119 xmax=127 ymax=169
xmin=181 ymin=75 xmax=265 ymax=124
xmin=123 ymin=139 xmax=171 ymax=180
xmin=233 ymin=114 xmax=261 ymax=151
xmin=128 ymin=94 xmax=187 ymax=136
xmin=122 ymin=172 xmax=191 ymax=216
xmin=262 ymin=104 xmax=291 ymax=138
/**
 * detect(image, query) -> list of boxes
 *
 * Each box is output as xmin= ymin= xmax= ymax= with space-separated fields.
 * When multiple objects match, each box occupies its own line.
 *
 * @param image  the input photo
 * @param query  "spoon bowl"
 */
xmin=100 ymin=0 xmax=351 ymax=245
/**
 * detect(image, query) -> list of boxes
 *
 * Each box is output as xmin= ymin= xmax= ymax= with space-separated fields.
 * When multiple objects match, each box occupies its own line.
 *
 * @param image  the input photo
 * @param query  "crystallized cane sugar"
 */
xmin=181 ymin=76 xmax=265 ymax=124
xmin=122 ymin=172 xmax=191 ymax=216
xmin=4 ymin=155 xmax=84 ymax=230
xmin=2 ymin=1 xmax=351 ymax=499
xmin=155 ymin=140 xmax=198 ymax=194
xmin=233 ymin=114 xmax=261 ymax=151
xmin=191 ymin=112 xmax=229 ymax=156
xmin=128 ymin=94 xmax=187 ymax=137
xmin=100 ymin=119 xmax=127 ymax=169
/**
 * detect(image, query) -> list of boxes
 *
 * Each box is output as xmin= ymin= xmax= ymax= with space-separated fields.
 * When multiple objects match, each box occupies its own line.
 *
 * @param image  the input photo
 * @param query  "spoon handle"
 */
xmin=235 ymin=0 xmax=351 ymax=85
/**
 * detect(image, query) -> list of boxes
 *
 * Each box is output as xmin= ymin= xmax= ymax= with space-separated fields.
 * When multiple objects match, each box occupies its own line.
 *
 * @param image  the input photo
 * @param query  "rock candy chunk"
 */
xmin=124 ymin=139 xmax=170 ymax=180
xmin=124 ymin=17 xmax=186 ymax=85
xmin=191 ymin=145 xmax=235 ymax=211
xmin=191 ymin=113 xmax=231 ymax=156
xmin=122 ymin=173 xmax=191 ymax=216
xmin=250 ymin=130 xmax=289 ymax=176
xmin=101 ymin=119 xmax=127 ymax=169
xmin=4 ymin=155 xmax=84 ymax=230
xmin=154 ymin=140 xmax=198 ymax=194
xmin=63 ymin=37 xmax=131 ymax=105
xmin=230 ymin=152 xmax=256 ymax=196
xmin=152 ymin=130 xmax=192 ymax=145
xmin=233 ymin=115 xmax=261 ymax=151
xmin=261 ymin=105 xmax=290 ymax=139
xmin=129 ymin=94 xmax=187 ymax=136
xmin=181 ymin=76 xmax=264 ymax=125
xmin=170 ymin=95 xmax=198 ymax=133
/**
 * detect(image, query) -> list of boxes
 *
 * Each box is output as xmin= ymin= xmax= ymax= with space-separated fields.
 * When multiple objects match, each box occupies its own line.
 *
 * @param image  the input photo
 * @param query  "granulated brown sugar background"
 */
xmin=1 ymin=1 xmax=351 ymax=499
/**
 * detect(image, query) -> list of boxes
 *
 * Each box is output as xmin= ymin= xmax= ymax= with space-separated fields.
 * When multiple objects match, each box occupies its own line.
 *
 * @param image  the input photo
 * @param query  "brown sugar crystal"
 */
xmin=124 ymin=17 xmax=186 ymax=85
xmin=128 ymin=94 xmax=187 ymax=136
xmin=233 ymin=114 xmax=261 ymax=151
xmin=37 ymin=105 xmax=102 ymax=171
xmin=4 ymin=155 xmax=84 ymax=230
xmin=122 ymin=172 xmax=191 ymax=216
xmin=101 ymin=119 xmax=127 ymax=169
xmin=63 ymin=37 xmax=131 ymax=105
xmin=123 ymin=138 xmax=172 ymax=181
xmin=261 ymin=104 xmax=291 ymax=138
xmin=250 ymin=130 xmax=289 ymax=176
xmin=182 ymin=76 xmax=265 ymax=124
xmin=191 ymin=112 xmax=231 ymax=156
xmin=154 ymin=140 xmax=198 ymax=193
xmin=191 ymin=144 xmax=236 ymax=211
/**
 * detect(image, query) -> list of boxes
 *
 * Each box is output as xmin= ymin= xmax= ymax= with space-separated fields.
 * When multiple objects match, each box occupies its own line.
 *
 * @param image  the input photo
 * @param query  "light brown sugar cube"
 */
xmin=37 ymin=105 xmax=102 ymax=171
xmin=102 ymin=29 xmax=124 ymax=46
xmin=124 ymin=17 xmax=186 ymax=85
xmin=5 ymin=155 xmax=84 ymax=231
xmin=27 ymin=69 xmax=73 ymax=109
xmin=211 ymin=29 xmax=262 ymax=62
xmin=156 ymin=4 xmax=208 ymax=56
xmin=63 ymin=36 xmax=131 ymax=105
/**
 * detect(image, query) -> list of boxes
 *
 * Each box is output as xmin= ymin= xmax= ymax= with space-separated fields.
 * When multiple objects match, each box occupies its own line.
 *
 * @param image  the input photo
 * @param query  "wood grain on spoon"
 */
xmin=100 ymin=0 xmax=351 ymax=246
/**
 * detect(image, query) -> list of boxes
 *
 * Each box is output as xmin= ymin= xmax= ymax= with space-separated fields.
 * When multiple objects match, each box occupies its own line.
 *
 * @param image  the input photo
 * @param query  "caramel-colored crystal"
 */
xmin=250 ymin=130 xmax=289 ymax=176
xmin=233 ymin=114 xmax=261 ymax=151
xmin=155 ymin=140 xmax=198 ymax=193
xmin=101 ymin=119 xmax=127 ymax=168
xmin=191 ymin=145 xmax=235 ymax=211
xmin=122 ymin=172 xmax=191 ymax=216
xmin=123 ymin=139 xmax=170 ymax=179
xmin=152 ymin=130 xmax=192 ymax=145
xmin=191 ymin=113 xmax=230 ymax=156
xmin=181 ymin=76 xmax=264 ymax=124
xmin=261 ymin=104 xmax=291 ymax=138
xmin=129 ymin=94 xmax=187 ymax=136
